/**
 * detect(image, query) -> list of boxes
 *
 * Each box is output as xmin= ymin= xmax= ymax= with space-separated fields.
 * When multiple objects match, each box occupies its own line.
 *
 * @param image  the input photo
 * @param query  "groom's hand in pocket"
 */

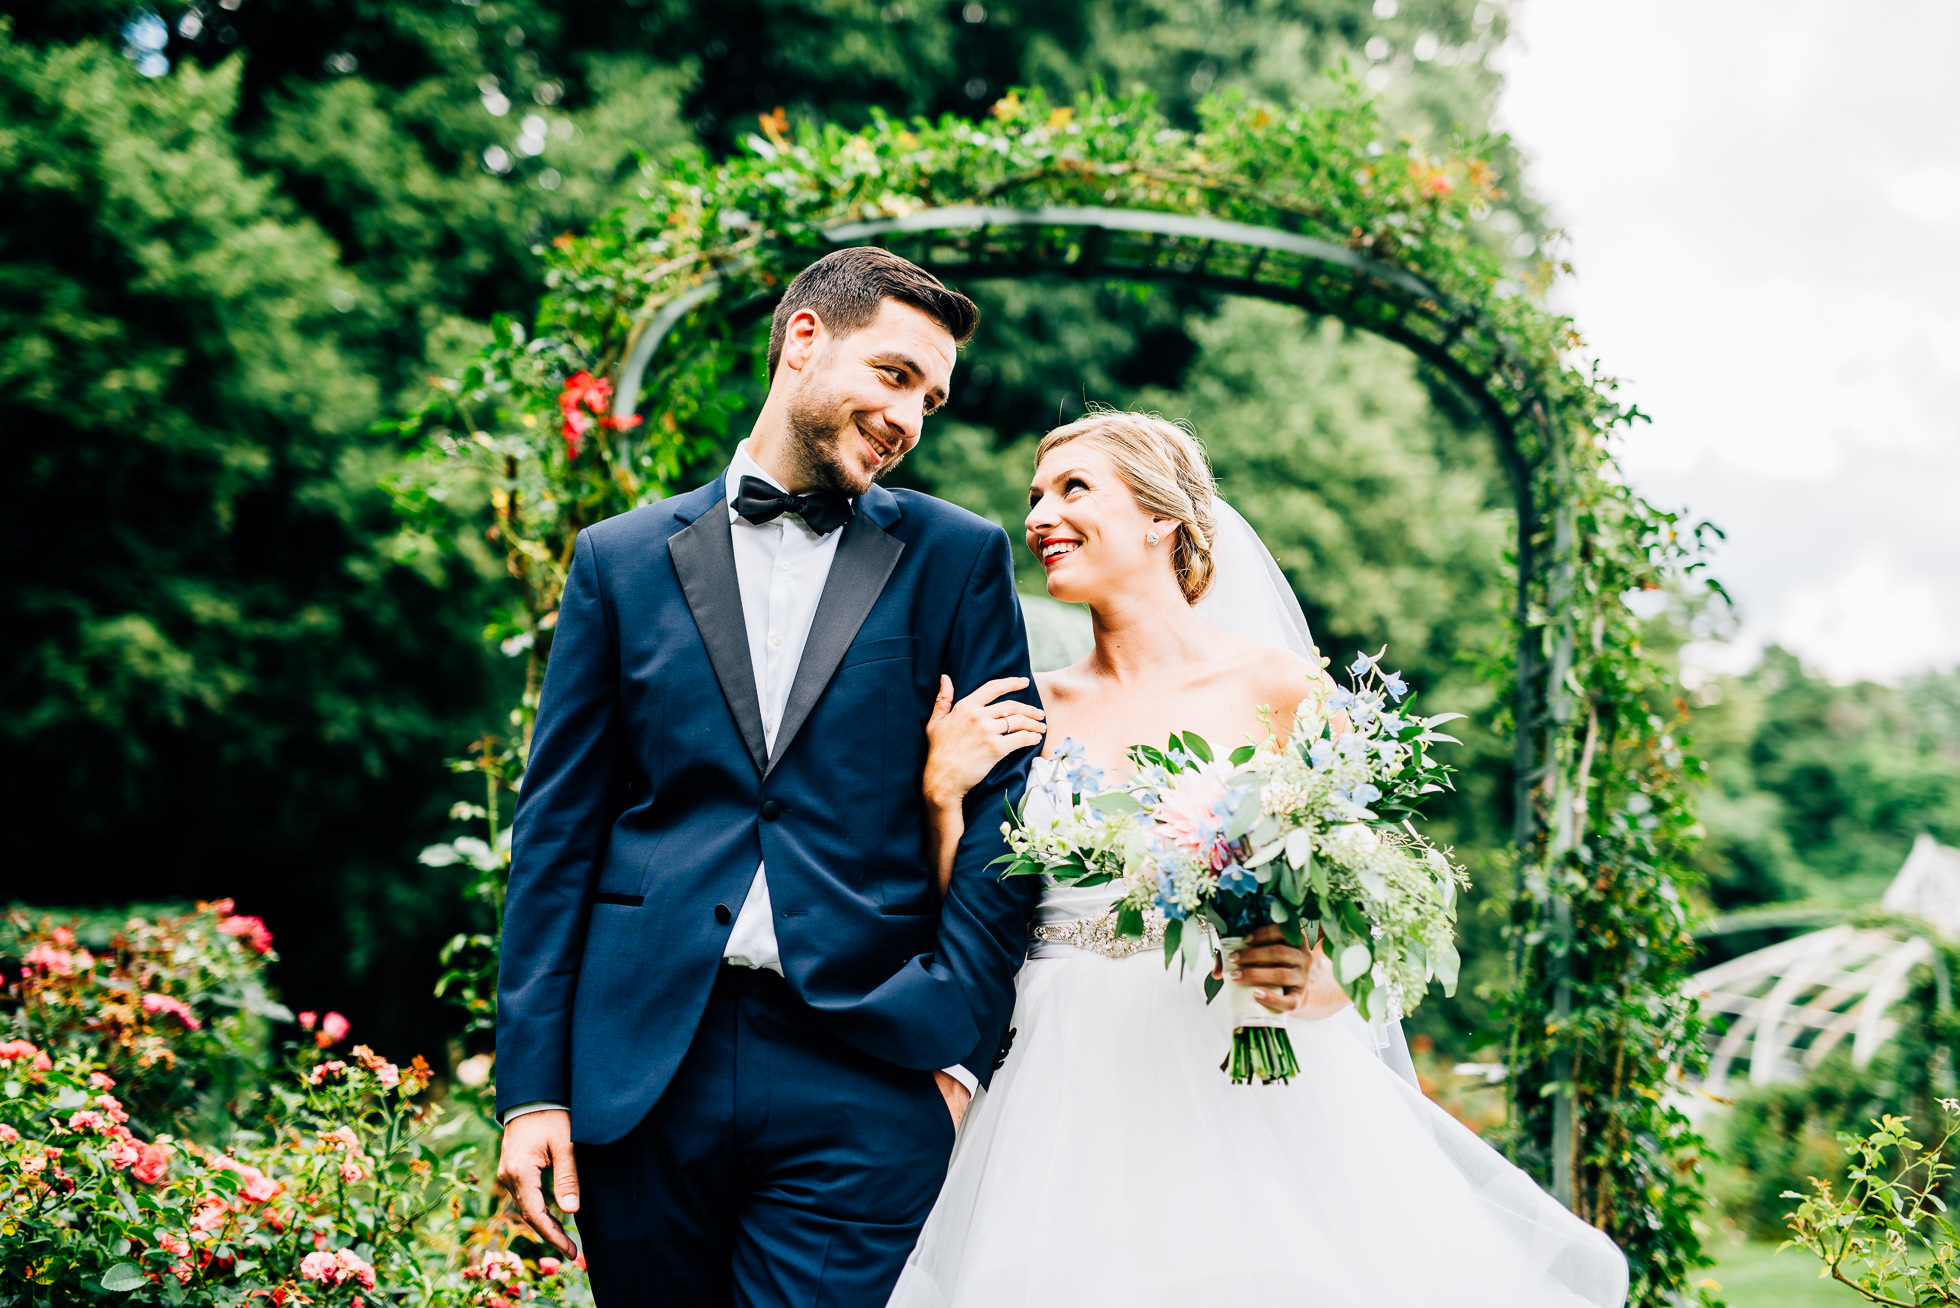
xmin=932 ymin=1070 xmax=972 ymax=1129
xmin=499 ymin=1109 xmax=581 ymax=1258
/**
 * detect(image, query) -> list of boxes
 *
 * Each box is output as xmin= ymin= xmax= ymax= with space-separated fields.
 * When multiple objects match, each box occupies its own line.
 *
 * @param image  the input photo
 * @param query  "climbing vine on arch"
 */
xmin=394 ymin=83 xmax=1723 ymax=1306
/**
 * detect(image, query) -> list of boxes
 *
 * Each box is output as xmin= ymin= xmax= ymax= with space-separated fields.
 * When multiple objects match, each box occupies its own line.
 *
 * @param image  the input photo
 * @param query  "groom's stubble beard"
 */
xmin=783 ymin=374 xmax=905 ymax=498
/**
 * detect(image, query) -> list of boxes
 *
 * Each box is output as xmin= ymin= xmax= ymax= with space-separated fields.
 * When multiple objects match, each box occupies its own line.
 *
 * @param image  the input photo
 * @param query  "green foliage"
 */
xmin=1783 ymin=1103 xmax=1960 ymax=1305
xmin=1693 ymin=649 xmax=1960 ymax=912
xmin=1710 ymin=944 xmax=1960 ymax=1242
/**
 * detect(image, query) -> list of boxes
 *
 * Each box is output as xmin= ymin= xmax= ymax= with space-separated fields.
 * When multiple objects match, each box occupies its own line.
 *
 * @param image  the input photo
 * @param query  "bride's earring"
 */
xmin=1145 ymin=529 xmax=1161 ymax=546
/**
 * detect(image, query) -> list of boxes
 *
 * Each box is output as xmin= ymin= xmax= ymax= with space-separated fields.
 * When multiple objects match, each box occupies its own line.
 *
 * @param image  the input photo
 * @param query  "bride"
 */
xmin=887 ymin=411 xmax=1629 ymax=1308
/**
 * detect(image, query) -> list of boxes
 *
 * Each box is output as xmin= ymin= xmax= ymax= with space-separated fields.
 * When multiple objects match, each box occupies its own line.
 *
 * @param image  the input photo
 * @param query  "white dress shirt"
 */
xmin=503 ymin=443 xmax=971 ymax=1123
xmin=720 ymin=439 xmax=845 ymax=974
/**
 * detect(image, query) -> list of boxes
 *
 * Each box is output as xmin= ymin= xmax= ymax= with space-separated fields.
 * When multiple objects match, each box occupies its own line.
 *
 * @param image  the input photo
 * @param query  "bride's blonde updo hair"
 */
xmin=1036 ymin=410 xmax=1219 ymax=603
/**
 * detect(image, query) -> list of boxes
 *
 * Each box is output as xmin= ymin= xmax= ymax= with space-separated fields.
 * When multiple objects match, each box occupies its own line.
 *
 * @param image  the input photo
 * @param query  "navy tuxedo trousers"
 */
xmin=576 ymin=964 xmax=955 ymax=1307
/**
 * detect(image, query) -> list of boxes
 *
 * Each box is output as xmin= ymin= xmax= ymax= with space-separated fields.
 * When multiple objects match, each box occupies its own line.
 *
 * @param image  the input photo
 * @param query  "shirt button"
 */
xmin=715 ymin=903 xmax=733 ymax=925
xmin=778 ymin=559 xmax=791 ymax=571
xmin=760 ymin=799 xmax=782 ymax=821
xmin=769 ymin=633 xmax=783 ymax=648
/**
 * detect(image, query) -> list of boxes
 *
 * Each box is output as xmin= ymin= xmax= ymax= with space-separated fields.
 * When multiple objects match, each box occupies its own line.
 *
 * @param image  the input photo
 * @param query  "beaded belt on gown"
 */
xmin=1028 ymin=907 xmax=1170 ymax=959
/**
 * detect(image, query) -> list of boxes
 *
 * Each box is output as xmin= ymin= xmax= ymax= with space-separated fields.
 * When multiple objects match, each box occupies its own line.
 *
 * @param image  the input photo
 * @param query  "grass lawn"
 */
xmin=1703 ymin=1240 xmax=1872 ymax=1307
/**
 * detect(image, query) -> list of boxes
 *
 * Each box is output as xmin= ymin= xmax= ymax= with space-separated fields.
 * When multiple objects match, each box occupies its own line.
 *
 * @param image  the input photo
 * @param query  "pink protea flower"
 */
xmin=132 ymin=1141 xmax=172 ymax=1184
xmin=1151 ymin=765 xmax=1231 ymax=862
xmin=218 ymin=913 xmax=274 ymax=954
xmin=318 ymin=1012 xmax=350 ymax=1047
xmin=143 ymin=993 xmax=202 ymax=1030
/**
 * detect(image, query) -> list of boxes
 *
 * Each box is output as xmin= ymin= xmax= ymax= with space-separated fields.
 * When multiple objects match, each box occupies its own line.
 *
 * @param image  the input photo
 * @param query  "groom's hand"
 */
xmin=932 ymin=1070 xmax=972 ymax=1129
xmin=498 ymin=1109 xmax=581 ymax=1259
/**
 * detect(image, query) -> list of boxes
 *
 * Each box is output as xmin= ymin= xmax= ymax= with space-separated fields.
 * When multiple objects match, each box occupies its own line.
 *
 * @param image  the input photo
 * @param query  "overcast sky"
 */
xmin=1492 ymin=0 xmax=1960 ymax=684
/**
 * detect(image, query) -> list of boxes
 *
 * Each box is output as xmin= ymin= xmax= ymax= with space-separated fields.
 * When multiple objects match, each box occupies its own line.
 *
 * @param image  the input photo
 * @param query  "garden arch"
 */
xmin=430 ymin=88 xmax=1713 ymax=1302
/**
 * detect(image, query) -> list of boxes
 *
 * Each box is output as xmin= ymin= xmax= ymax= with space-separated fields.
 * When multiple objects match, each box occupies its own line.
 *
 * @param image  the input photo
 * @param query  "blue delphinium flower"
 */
xmin=1380 ymin=670 xmax=1408 ymax=702
xmin=1308 ymin=738 xmax=1336 ymax=768
xmin=1218 ymin=863 xmax=1259 ymax=895
xmin=1154 ymin=872 xmax=1188 ymax=919
xmin=1327 ymin=685 xmax=1356 ymax=712
xmin=1349 ymin=648 xmax=1381 ymax=679
xmin=1351 ymin=782 xmax=1383 ymax=807
xmin=1065 ymin=760 xmax=1107 ymax=795
xmin=1376 ymin=711 xmax=1405 ymax=737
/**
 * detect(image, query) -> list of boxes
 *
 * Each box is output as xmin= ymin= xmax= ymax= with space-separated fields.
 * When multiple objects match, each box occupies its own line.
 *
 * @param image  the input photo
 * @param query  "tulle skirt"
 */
xmin=890 ymin=948 xmax=1628 ymax=1308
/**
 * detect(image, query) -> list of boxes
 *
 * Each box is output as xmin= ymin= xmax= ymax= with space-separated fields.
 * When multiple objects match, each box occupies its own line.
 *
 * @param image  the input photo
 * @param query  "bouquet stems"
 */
xmin=1217 ymin=934 xmax=1301 ymax=1085
xmin=1225 ymin=1025 xmax=1301 ymax=1085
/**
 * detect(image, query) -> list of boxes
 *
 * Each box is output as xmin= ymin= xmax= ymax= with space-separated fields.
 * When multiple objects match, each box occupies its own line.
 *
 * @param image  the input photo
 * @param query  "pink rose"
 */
xmin=88 ymin=1072 xmax=116 ymax=1090
xmin=481 ymin=1250 xmax=524 ymax=1284
xmin=218 ymin=914 xmax=274 ymax=954
xmin=339 ymin=1160 xmax=365 ymax=1182
xmin=0 ymin=1040 xmax=41 ymax=1062
xmin=211 ymin=1153 xmax=282 ymax=1203
xmin=143 ymin=993 xmax=202 ymax=1030
xmin=51 ymin=926 xmax=76 ymax=947
xmin=22 ymin=943 xmax=72 ymax=975
xmin=104 ymin=1131 xmax=142 ymax=1170
xmin=537 ymin=1257 xmax=562 ymax=1276
xmin=318 ymin=1012 xmax=350 ymax=1047
xmin=335 ymin=1249 xmax=377 ymax=1290
xmin=0 ymin=1124 xmax=18 ymax=1142
xmin=159 ymin=1232 xmax=191 ymax=1257
xmin=133 ymin=1141 xmax=172 ymax=1184
xmin=299 ymin=1250 xmax=341 ymax=1284
xmin=375 ymin=1063 xmax=400 ymax=1088
xmin=298 ymin=1011 xmax=317 ymax=1031
xmin=67 ymin=1110 xmax=107 ymax=1134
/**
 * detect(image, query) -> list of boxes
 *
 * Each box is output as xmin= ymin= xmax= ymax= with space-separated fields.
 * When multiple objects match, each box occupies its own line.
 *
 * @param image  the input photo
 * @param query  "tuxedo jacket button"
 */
xmin=759 ymin=799 xmax=781 ymax=821
xmin=714 ymin=903 xmax=732 ymax=925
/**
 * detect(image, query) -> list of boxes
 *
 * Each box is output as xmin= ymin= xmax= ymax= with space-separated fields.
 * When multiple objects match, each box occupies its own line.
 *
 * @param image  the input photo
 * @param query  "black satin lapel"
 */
xmin=668 ymin=509 xmax=768 ymax=774
xmin=767 ymin=514 xmax=905 ymax=776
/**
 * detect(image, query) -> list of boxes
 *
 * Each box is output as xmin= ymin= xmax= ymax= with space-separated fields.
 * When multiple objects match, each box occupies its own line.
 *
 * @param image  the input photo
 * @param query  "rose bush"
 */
xmin=2 ymin=906 xmax=590 ymax=1307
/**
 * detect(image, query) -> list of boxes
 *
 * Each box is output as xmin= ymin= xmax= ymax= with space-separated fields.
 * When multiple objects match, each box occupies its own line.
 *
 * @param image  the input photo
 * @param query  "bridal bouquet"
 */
xmin=998 ymin=649 xmax=1468 ymax=1085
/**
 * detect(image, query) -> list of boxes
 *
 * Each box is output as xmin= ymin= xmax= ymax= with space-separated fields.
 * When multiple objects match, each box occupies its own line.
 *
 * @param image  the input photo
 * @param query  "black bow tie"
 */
xmin=732 ymin=475 xmax=855 ymax=536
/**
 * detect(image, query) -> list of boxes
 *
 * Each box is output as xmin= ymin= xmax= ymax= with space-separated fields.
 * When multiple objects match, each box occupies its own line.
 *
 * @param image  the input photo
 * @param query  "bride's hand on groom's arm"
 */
xmin=924 ymin=675 xmax=1045 ymax=808
xmin=498 ymin=1109 xmax=581 ymax=1259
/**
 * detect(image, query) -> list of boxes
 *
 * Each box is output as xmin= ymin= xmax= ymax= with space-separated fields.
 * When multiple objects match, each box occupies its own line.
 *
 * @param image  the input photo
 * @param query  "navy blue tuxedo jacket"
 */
xmin=495 ymin=474 xmax=1042 ymax=1145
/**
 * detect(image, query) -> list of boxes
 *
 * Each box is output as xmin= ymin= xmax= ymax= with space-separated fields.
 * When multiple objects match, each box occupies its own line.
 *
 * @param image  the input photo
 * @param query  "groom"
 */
xmin=495 ymin=246 xmax=1042 ymax=1306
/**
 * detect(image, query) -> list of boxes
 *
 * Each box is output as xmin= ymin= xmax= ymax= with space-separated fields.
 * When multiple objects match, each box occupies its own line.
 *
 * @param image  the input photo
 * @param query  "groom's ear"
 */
xmin=776 ymin=308 xmax=827 ymax=376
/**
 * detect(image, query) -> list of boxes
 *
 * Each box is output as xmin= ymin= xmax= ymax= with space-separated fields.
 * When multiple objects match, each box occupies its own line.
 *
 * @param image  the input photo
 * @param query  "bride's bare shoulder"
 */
xmin=1238 ymin=642 xmax=1329 ymax=711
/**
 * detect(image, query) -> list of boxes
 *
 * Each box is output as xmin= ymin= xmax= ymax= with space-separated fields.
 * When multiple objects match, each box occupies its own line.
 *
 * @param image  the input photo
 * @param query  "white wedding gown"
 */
xmin=889 ymin=761 xmax=1629 ymax=1308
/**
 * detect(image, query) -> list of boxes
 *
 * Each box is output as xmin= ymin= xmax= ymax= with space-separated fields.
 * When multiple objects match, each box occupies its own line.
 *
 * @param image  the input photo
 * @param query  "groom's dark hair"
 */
xmin=766 ymin=247 xmax=979 ymax=380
